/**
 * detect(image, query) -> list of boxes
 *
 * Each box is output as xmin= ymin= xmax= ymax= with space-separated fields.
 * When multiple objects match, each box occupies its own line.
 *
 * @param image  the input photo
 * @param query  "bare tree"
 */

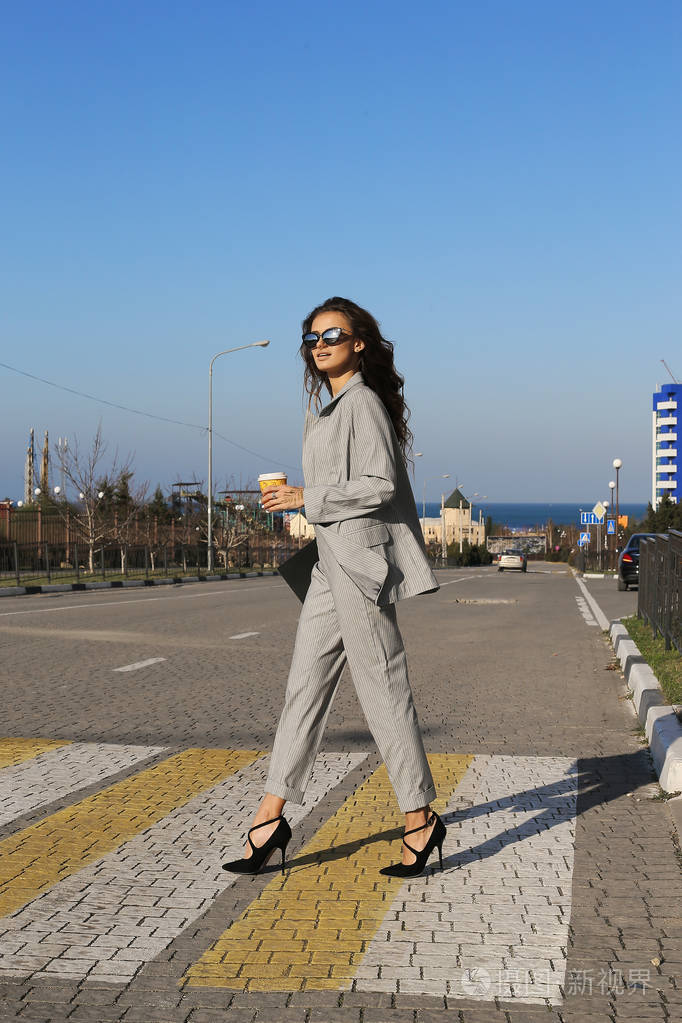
xmin=105 ymin=469 xmax=149 ymax=574
xmin=56 ymin=424 xmax=144 ymax=573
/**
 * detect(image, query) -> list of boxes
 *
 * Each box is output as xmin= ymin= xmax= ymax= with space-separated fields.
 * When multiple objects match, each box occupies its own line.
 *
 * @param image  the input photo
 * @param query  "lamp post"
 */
xmin=613 ymin=476 xmax=617 ymax=568
xmin=207 ymin=341 xmax=270 ymax=572
xmin=422 ymin=473 xmax=450 ymax=533
xmin=612 ymin=458 xmax=622 ymax=558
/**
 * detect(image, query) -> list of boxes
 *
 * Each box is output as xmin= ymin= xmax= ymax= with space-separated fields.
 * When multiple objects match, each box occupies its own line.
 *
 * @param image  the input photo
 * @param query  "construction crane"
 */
xmin=661 ymin=359 xmax=679 ymax=384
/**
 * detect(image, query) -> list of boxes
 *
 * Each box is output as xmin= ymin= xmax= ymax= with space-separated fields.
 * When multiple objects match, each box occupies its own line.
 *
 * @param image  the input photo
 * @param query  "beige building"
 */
xmin=420 ymin=488 xmax=486 ymax=547
xmin=287 ymin=511 xmax=316 ymax=540
xmin=288 ymin=488 xmax=485 ymax=548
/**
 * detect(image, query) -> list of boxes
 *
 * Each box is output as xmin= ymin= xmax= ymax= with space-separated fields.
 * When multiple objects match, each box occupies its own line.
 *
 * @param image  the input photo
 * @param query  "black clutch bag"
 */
xmin=277 ymin=540 xmax=318 ymax=603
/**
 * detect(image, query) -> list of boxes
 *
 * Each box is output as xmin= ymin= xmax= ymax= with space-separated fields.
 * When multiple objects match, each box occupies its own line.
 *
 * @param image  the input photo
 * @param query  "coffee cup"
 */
xmin=258 ymin=472 xmax=287 ymax=493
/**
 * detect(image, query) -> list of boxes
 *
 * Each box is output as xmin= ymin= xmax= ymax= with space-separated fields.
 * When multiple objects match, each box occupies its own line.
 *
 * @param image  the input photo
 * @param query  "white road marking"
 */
xmin=575 ymin=595 xmax=598 ymax=627
xmin=0 ymin=583 xmax=286 ymax=618
xmin=0 ymin=752 xmax=366 ymax=983
xmin=229 ymin=631 xmax=260 ymax=640
xmin=574 ymin=575 xmax=610 ymax=630
xmin=0 ymin=743 xmax=166 ymax=827
xmin=113 ymin=657 xmax=166 ymax=673
xmin=355 ymin=754 xmax=577 ymax=1004
xmin=437 ymin=574 xmax=485 ymax=587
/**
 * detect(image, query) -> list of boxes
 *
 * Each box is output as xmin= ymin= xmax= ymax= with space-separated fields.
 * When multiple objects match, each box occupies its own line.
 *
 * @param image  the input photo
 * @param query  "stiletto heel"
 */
xmin=222 ymin=815 xmax=292 ymax=875
xmin=379 ymin=811 xmax=447 ymax=878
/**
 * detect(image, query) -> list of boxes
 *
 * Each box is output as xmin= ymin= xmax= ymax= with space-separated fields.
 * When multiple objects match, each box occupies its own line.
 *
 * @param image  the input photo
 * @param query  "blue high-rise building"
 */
xmin=652 ymin=382 xmax=681 ymax=508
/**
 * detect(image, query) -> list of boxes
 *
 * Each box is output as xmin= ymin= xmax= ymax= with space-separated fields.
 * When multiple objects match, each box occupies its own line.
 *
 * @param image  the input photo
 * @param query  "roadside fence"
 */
xmin=638 ymin=530 xmax=682 ymax=653
xmin=0 ymin=538 xmax=302 ymax=588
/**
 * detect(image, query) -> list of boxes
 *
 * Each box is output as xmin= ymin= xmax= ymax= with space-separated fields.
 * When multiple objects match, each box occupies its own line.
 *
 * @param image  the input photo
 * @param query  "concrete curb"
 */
xmin=611 ymin=622 xmax=682 ymax=798
xmin=0 ymin=571 xmax=280 ymax=598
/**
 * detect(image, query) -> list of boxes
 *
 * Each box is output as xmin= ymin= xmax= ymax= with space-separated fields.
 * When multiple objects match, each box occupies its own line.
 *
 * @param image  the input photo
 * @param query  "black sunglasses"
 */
xmin=301 ymin=327 xmax=353 ymax=350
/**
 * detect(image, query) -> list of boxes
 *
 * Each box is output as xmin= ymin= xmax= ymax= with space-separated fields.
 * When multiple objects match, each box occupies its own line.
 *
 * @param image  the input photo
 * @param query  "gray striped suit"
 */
xmin=266 ymin=372 xmax=439 ymax=812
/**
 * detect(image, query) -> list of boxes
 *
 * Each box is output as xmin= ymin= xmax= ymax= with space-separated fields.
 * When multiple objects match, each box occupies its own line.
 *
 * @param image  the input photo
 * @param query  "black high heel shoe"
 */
xmin=379 ymin=811 xmax=446 ymax=877
xmin=221 ymin=814 xmax=292 ymax=875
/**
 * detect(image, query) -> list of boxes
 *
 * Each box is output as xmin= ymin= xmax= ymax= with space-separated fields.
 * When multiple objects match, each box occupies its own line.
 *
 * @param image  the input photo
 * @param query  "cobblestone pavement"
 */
xmin=0 ymin=566 xmax=680 ymax=1022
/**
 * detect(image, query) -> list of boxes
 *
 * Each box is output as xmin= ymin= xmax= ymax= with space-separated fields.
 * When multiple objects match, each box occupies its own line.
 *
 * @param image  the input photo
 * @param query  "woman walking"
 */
xmin=222 ymin=296 xmax=445 ymax=878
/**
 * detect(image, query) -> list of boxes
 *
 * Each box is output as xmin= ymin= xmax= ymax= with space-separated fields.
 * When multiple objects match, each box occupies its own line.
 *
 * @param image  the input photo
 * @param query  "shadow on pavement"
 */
xmin=280 ymin=750 xmax=656 ymax=874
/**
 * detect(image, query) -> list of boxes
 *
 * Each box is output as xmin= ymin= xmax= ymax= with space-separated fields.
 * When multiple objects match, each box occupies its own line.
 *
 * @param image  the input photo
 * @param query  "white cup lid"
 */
xmin=258 ymin=472 xmax=287 ymax=481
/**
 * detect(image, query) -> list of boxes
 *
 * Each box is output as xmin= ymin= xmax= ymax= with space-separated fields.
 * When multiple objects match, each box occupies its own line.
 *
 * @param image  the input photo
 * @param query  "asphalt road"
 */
xmin=0 ymin=563 xmax=636 ymax=754
xmin=1 ymin=563 xmax=680 ymax=1023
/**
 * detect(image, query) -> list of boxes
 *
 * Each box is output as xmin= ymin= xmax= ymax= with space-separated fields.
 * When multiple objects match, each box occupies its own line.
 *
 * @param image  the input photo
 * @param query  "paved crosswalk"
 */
xmin=0 ymin=737 xmax=578 ymax=1005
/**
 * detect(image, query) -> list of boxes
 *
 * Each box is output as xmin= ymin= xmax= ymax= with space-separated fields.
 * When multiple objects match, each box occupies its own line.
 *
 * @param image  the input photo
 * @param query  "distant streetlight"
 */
xmin=423 ymin=474 xmax=450 ymax=531
xmin=460 ymin=490 xmax=482 ymax=552
xmin=612 ymin=459 xmax=622 ymax=553
xmin=207 ymin=340 xmax=270 ymax=572
xmin=609 ymin=480 xmax=616 ymax=568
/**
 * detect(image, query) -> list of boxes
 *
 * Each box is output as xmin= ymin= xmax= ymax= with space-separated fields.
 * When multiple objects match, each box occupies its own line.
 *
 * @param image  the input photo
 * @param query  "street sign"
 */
xmin=593 ymin=501 xmax=606 ymax=520
xmin=579 ymin=532 xmax=591 ymax=545
xmin=607 ymin=519 xmax=616 ymax=534
xmin=580 ymin=512 xmax=604 ymax=525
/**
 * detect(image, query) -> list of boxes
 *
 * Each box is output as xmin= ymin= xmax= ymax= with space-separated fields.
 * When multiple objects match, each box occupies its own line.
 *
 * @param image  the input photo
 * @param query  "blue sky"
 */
xmin=2 ymin=1 xmax=680 ymax=504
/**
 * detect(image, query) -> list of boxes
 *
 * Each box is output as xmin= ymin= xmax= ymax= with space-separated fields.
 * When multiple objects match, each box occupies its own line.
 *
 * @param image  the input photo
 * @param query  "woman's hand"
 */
xmin=261 ymin=485 xmax=305 ymax=512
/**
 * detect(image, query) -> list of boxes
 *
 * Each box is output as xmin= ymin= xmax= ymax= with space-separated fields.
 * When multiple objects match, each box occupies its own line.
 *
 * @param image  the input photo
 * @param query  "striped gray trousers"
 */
xmin=266 ymin=537 xmax=436 ymax=812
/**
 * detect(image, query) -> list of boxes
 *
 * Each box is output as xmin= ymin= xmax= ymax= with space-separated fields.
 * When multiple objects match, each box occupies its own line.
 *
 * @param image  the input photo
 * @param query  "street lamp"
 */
xmin=459 ymin=490 xmax=480 ymax=552
xmin=612 ymin=459 xmax=622 ymax=556
xmin=423 ymin=474 xmax=450 ymax=532
xmin=609 ymin=480 xmax=616 ymax=569
xmin=207 ymin=341 xmax=270 ymax=572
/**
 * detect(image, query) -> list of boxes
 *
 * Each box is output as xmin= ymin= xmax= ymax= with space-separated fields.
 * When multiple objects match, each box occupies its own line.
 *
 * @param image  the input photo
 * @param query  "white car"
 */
xmin=496 ymin=549 xmax=527 ymax=573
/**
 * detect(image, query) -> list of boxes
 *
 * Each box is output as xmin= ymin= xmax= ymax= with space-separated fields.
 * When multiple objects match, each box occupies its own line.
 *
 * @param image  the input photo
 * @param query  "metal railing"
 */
xmin=638 ymin=530 xmax=682 ymax=653
xmin=0 ymin=539 xmax=302 ymax=588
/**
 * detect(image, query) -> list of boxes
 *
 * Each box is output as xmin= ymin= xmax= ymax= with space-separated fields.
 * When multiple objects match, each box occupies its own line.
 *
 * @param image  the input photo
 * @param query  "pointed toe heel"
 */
xmin=379 ymin=811 xmax=447 ymax=878
xmin=222 ymin=815 xmax=292 ymax=875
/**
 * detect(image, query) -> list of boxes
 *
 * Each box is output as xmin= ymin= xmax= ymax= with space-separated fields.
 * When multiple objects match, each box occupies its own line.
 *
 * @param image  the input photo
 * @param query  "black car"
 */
xmin=617 ymin=533 xmax=657 ymax=591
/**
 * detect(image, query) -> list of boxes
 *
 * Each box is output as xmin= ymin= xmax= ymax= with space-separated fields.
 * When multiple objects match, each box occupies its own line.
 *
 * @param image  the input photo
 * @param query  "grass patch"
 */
xmin=623 ymin=615 xmax=682 ymax=706
xmin=0 ymin=568 xmax=277 ymax=589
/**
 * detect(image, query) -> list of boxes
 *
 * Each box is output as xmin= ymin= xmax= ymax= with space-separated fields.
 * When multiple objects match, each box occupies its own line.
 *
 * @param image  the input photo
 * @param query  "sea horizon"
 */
xmin=420 ymin=501 xmax=649 ymax=531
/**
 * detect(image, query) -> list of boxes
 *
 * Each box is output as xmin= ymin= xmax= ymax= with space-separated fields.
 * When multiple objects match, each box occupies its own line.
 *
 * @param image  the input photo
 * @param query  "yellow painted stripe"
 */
xmin=185 ymin=753 xmax=473 ymax=991
xmin=0 ymin=747 xmax=262 ymax=917
xmin=0 ymin=737 xmax=71 ymax=769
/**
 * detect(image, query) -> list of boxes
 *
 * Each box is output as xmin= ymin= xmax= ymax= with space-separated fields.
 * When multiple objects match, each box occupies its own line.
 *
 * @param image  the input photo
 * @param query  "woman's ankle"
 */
xmin=404 ymin=805 xmax=430 ymax=828
xmin=256 ymin=793 xmax=286 ymax=821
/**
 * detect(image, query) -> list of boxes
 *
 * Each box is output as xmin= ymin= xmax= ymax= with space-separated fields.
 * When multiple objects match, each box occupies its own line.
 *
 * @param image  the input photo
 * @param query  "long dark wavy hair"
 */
xmin=301 ymin=296 xmax=414 ymax=466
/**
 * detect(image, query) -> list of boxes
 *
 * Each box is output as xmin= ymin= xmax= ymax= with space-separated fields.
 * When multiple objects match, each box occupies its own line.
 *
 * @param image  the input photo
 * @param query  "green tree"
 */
xmin=642 ymin=494 xmax=682 ymax=533
xmin=148 ymin=484 xmax=171 ymax=523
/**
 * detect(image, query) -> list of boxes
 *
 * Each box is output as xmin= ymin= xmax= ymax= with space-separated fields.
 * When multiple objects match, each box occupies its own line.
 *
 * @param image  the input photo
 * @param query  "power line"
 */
xmin=0 ymin=360 xmax=301 ymax=472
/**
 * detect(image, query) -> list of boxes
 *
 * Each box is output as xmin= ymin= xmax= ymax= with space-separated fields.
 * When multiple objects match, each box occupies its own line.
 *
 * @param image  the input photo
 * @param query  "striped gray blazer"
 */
xmin=301 ymin=372 xmax=439 ymax=605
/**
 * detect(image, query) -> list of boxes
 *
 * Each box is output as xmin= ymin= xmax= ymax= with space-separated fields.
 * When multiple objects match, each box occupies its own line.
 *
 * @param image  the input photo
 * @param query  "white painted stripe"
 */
xmin=437 ymin=575 xmax=482 ymax=587
xmin=575 ymin=596 xmax=598 ymax=627
xmin=0 ymin=751 xmax=366 ymax=983
xmin=0 ymin=742 xmax=166 ymax=827
xmin=0 ymin=583 xmax=286 ymax=618
xmin=354 ymin=754 xmax=577 ymax=1004
xmin=113 ymin=657 xmax=166 ymax=672
xmin=229 ymin=632 xmax=260 ymax=640
xmin=574 ymin=575 xmax=610 ymax=630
